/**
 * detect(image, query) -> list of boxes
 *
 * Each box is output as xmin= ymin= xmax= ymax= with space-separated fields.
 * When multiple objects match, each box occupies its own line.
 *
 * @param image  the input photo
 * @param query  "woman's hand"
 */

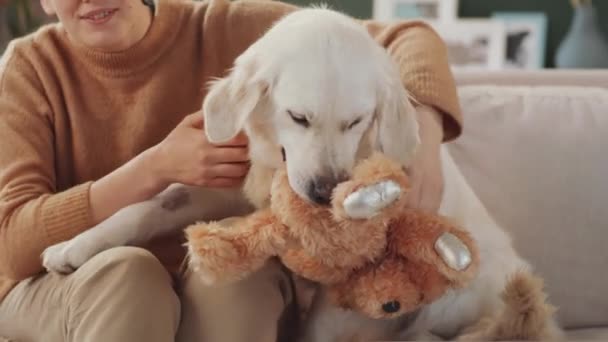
xmin=147 ymin=112 xmax=250 ymax=189
xmin=404 ymin=105 xmax=445 ymax=213
xmin=89 ymin=112 xmax=250 ymax=226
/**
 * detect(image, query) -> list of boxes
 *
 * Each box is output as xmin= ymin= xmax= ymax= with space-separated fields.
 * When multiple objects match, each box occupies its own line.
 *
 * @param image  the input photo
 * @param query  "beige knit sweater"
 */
xmin=0 ymin=0 xmax=462 ymax=301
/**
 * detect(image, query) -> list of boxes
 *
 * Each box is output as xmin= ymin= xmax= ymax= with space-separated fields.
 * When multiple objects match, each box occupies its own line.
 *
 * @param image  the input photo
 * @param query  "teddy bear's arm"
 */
xmin=392 ymin=210 xmax=480 ymax=288
xmin=302 ymin=153 xmax=412 ymax=261
xmin=185 ymin=209 xmax=289 ymax=285
xmin=332 ymin=152 xmax=410 ymax=222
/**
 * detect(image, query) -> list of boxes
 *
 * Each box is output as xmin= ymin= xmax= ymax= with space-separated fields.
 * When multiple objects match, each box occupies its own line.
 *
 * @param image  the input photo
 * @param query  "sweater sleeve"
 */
xmin=212 ymin=0 xmax=462 ymax=141
xmin=361 ymin=19 xmax=463 ymax=141
xmin=0 ymin=43 xmax=93 ymax=280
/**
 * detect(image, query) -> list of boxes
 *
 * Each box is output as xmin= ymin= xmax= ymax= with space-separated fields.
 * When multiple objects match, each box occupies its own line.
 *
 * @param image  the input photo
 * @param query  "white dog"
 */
xmin=42 ymin=7 xmax=563 ymax=341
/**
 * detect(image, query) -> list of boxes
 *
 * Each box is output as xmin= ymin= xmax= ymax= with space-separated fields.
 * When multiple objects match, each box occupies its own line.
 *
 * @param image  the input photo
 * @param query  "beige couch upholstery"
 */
xmin=448 ymin=70 xmax=608 ymax=340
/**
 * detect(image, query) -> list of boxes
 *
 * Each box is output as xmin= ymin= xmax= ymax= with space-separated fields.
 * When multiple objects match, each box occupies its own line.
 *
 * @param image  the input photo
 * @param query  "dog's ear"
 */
xmin=202 ymin=54 xmax=268 ymax=143
xmin=374 ymin=56 xmax=420 ymax=168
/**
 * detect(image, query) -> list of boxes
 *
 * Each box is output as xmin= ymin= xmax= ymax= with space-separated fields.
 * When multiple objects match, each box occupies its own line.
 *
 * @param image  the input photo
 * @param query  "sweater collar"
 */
xmin=63 ymin=0 xmax=183 ymax=78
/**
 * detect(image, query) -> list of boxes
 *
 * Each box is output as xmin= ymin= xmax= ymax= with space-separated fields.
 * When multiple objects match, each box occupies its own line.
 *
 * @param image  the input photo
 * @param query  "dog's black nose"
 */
xmin=307 ymin=172 xmax=348 ymax=205
xmin=307 ymin=177 xmax=336 ymax=205
xmin=382 ymin=300 xmax=401 ymax=314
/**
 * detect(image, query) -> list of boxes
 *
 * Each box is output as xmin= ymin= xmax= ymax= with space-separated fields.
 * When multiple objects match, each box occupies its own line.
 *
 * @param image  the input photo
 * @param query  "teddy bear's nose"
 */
xmin=382 ymin=300 xmax=401 ymax=313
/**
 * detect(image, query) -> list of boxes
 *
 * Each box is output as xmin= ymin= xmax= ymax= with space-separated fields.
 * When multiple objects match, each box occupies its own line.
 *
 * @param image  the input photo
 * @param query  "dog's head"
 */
xmin=202 ymin=8 xmax=420 ymax=205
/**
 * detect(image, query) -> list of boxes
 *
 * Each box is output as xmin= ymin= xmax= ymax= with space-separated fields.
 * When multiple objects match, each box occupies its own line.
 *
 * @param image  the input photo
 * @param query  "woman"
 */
xmin=0 ymin=0 xmax=462 ymax=340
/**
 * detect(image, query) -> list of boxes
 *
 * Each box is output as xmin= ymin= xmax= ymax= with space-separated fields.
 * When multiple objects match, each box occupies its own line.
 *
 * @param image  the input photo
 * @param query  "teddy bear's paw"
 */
xmin=186 ymin=229 xmax=242 ymax=285
xmin=342 ymin=180 xmax=402 ymax=219
xmin=434 ymin=232 xmax=473 ymax=271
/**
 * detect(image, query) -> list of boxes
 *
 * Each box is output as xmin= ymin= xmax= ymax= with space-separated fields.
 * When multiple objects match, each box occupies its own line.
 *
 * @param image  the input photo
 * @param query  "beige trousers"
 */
xmin=0 ymin=247 xmax=298 ymax=342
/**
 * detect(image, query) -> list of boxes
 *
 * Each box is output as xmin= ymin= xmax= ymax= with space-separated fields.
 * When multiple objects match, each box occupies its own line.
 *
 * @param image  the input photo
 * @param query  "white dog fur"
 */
xmin=42 ymin=7 xmax=563 ymax=341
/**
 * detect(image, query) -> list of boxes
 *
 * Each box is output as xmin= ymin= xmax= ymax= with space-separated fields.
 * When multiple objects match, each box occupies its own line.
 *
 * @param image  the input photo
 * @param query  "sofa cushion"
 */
xmin=447 ymin=85 xmax=608 ymax=329
xmin=567 ymin=327 xmax=608 ymax=341
xmin=428 ymin=327 xmax=608 ymax=341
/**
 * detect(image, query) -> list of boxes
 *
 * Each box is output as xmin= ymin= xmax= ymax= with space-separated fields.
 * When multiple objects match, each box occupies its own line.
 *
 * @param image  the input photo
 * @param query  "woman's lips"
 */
xmin=80 ymin=8 xmax=118 ymax=25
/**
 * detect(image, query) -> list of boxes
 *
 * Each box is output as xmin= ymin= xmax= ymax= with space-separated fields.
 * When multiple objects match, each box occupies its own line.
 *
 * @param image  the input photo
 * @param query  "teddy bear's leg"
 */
xmin=185 ymin=210 xmax=288 ymax=286
xmin=393 ymin=211 xmax=480 ymax=288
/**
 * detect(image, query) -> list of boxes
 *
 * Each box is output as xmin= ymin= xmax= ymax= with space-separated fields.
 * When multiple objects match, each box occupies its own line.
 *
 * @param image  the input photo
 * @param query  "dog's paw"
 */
xmin=342 ymin=180 xmax=402 ymax=219
xmin=42 ymin=238 xmax=102 ymax=274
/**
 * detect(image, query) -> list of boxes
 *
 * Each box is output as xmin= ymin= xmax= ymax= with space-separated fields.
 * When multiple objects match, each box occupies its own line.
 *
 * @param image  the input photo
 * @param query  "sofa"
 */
xmin=447 ymin=69 xmax=608 ymax=340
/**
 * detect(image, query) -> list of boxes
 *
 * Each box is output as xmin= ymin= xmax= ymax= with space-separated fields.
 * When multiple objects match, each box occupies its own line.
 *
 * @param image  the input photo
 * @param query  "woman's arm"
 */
xmin=361 ymin=19 xmax=462 ymax=142
xmin=88 ymin=113 xmax=249 ymax=224
xmin=0 ymin=50 xmax=249 ymax=280
xmin=360 ymin=19 xmax=461 ymax=212
xmin=0 ymin=47 xmax=92 ymax=279
xmin=406 ymin=105 xmax=446 ymax=212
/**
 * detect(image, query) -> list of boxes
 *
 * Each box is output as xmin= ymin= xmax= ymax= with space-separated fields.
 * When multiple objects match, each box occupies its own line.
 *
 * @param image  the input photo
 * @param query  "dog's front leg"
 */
xmin=42 ymin=184 xmax=251 ymax=273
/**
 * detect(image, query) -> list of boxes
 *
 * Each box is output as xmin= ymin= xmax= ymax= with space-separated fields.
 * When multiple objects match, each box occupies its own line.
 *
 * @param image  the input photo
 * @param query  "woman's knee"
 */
xmin=71 ymin=246 xmax=178 ymax=301
xmin=176 ymin=258 xmax=296 ymax=342
xmin=86 ymin=246 xmax=167 ymax=274
xmin=66 ymin=246 xmax=181 ymax=340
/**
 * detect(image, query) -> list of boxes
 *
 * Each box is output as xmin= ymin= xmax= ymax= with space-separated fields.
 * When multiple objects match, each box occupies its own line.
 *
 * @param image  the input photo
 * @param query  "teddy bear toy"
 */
xmin=185 ymin=152 xmax=480 ymax=319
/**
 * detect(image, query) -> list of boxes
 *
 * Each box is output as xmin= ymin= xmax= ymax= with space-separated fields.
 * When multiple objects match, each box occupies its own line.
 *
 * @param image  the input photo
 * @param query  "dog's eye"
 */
xmin=287 ymin=110 xmax=310 ymax=128
xmin=347 ymin=117 xmax=362 ymax=130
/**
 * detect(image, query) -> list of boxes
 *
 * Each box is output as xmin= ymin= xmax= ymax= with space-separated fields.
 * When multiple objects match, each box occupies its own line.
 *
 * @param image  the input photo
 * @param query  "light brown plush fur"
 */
xmin=456 ymin=270 xmax=563 ymax=341
xmin=186 ymin=153 xmax=480 ymax=319
xmin=328 ymin=209 xmax=480 ymax=319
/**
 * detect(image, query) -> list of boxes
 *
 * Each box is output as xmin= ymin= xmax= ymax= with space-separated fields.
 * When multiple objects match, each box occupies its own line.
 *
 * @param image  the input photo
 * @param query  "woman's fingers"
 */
xmin=205 ymin=146 xmax=250 ymax=164
xmin=215 ymin=131 xmax=249 ymax=147
xmin=208 ymin=162 xmax=250 ymax=178
xmin=183 ymin=112 xmax=205 ymax=128
xmin=205 ymin=177 xmax=248 ymax=188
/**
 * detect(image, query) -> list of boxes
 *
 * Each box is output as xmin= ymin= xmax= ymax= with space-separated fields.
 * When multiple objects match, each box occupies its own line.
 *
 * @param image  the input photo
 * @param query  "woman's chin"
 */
xmin=72 ymin=27 xmax=135 ymax=52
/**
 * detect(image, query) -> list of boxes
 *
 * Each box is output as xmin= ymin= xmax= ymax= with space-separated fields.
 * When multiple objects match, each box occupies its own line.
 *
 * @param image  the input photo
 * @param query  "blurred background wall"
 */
xmin=2 ymin=0 xmax=608 ymax=69
xmin=284 ymin=0 xmax=608 ymax=68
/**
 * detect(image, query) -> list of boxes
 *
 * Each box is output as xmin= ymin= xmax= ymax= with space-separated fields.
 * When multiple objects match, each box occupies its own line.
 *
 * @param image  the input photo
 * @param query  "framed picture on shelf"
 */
xmin=426 ymin=19 xmax=506 ymax=71
xmin=492 ymin=12 xmax=548 ymax=69
xmin=373 ymin=0 xmax=458 ymax=22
